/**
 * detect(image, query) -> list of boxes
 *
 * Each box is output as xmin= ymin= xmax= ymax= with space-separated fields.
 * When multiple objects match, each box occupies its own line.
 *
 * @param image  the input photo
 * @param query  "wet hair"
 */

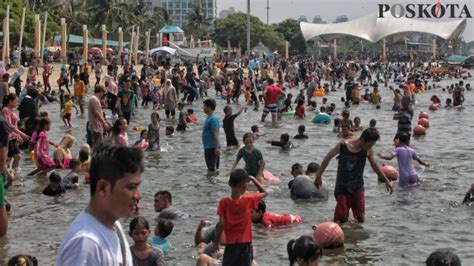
xmin=2 ymin=93 xmax=17 ymax=108
xmin=287 ymin=235 xmax=322 ymax=266
xmin=280 ymin=133 xmax=290 ymax=144
xmin=187 ymin=109 xmax=194 ymax=114
xmin=36 ymin=118 xmax=51 ymax=135
xmin=426 ymin=250 xmax=461 ymax=266
xmin=306 ymin=162 xmax=320 ymax=174
xmin=112 ymin=118 xmax=127 ymax=136
xmin=291 ymin=163 xmax=303 ymax=174
xmin=228 ymin=169 xmax=249 ymax=187
xmin=151 ymin=112 xmax=160 ymax=120
xmin=359 ymin=127 xmax=380 ymax=142
xmin=154 ymin=190 xmax=172 ymax=204
xmin=297 ymin=98 xmax=304 ymax=106
xmin=354 ymin=116 xmax=361 ymax=123
xmin=203 ymin=99 xmax=216 ymax=111
xmin=310 ymin=101 xmax=317 ymax=107
xmin=223 ymin=105 xmax=232 ymax=114
xmin=89 ymin=144 xmax=144 ymax=196
xmin=166 ymin=126 xmax=174 ymax=133
xmin=251 ymin=125 xmax=258 ymax=133
xmin=129 ymin=216 xmax=150 ymax=232
xmin=298 ymin=125 xmax=305 ymax=133
xmin=7 ymin=254 xmax=38 ymax=266
xmin=177 ymin=102 xmax=184 ymax=109
xmin=334 ymin=118 xmax=341 ymax=126
xmin=78 ymin=149 xmax=90 ymax=163
xmin=342 ymin=109 xmax=350 ymax=117
xmin=243 ymin=132 xmax=254 ymax=142
xmin=369 ymin=119 xmax=377 ymax=128
xmin=140 ymin=129 xmax=148 ymax=138
xmin=156 ymin=219 xmax=174 ymax=238
xmin=49 ymin=172 xmax=62 ymax=183
xmin=69 ymin=158 xmax=81 ymax=170
xmin=256 ymin=200 xmax=266 ymax=213
xmin=398 ymin=133 xmax=410 ymax=144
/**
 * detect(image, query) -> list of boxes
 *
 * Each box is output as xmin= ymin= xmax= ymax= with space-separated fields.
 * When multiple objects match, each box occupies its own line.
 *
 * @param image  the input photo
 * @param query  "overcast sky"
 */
xmin=217 ymin=0 xmax=474 ymax=42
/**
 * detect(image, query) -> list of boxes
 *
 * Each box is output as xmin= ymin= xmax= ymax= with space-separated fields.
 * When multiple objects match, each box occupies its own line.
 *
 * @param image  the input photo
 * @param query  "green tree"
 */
xmin=1 ymin=0 xmax=59 ymax=48
xmin=183 ymin=4 xmax=211 ymax=40
xmin=213 ymin=13 xmax=284 ymax=54
xmin=272 ymin=18 xmax=306 ymax=55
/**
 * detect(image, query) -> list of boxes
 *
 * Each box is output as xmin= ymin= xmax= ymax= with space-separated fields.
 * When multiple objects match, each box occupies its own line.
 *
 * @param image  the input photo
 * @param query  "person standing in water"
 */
xmin=202 ymin=99 xmax=220 ymax=172
xmin=314 ymin=127 xmax=393 ymax=223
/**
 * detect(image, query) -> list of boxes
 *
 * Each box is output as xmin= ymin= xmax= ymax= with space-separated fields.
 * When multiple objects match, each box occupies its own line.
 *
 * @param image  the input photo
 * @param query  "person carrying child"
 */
xmin=213 ymin=169 xmax=267 ymax=265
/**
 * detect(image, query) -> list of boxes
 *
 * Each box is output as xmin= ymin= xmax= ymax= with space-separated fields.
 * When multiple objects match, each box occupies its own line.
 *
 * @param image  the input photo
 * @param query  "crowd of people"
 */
xmin=0 ymin=51 xmax=472 ymax=265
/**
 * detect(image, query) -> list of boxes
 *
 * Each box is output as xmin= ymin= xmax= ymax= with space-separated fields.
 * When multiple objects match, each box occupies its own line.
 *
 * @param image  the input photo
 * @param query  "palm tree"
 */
xmin=183 ymin=4 xmax=211 ymax=40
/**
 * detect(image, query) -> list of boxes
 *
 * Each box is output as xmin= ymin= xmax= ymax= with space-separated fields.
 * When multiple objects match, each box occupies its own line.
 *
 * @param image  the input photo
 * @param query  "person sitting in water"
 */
xmin=154 ymin=190 xmax=189 ymax=220
xmin=165 ymin=126 xmax=174 ymax=137
xmin=462 ymin=183 xmax=474 ymax=204
xmin=337 ymin=125 xmax=355 ymax=139
xmin=426 ymin=249 xmax=461 ymax=266
xmin=61 ymin=159 xmax=81 ymax=189
xmin=195 ymin=220 xmax=227 ymax=264
xmin=294 ymin=125 xmax=308 ymax=140
xmin=148 ymin=219 xmax=174 ymax=253
xmin=288 ymin=163 xmax=328 ymax=200
xmin=42 ymin=172 xmax=67 ymax=197
xmin=251 ymin=200 xmax=302 ymax=228
xmin=267 ymin=133 xmax=292 ymax=150
xmin=186 ymin=109 xmax=198 ymax=123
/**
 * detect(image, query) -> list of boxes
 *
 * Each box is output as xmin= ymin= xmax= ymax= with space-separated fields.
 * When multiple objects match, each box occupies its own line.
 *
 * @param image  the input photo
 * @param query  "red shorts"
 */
xmin=63 ymin=112 xmax=71 ymax=121
xmin=334 ymin=188 xmax=365 ymax=223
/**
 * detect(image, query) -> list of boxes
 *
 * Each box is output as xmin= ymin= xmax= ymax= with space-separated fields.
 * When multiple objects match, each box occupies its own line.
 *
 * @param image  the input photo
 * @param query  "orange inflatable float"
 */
xmin=418 ymin=112 xmax=429 ymax=120
xmin=312 ymin=222 xmax=344 ymax=249
xmin=313 ymin=88 xmax=325 ymax=97
xmin=379 ymin=164 xmax=398 ymax=181
xmin=413 ymin=125 xmax=426 ymax=136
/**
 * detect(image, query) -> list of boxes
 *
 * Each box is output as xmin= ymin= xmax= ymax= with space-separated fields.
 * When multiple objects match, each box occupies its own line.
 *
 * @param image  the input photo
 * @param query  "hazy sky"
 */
xmin=217 ymin=0 xmax=474 ymax=42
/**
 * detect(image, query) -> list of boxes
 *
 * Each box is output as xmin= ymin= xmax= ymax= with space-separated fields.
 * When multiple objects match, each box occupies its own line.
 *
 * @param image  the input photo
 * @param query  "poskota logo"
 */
xmin=378 ymin=1 xmax=472 ymax=18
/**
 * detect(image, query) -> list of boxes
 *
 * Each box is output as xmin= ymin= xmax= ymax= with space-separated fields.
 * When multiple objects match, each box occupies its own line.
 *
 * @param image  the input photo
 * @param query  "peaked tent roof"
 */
xmin=300 ymin=12 xmax=466 ymax=43
xmin=159 ymin=25 xmax=184 ymax=34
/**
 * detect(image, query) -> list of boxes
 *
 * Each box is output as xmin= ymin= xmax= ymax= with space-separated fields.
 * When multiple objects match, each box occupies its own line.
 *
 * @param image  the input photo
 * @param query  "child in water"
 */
xmin=231 ymin=133 xmax=265 ymax=182
xmin=42 ymin=172 xmax=67 ymax=196
xmin=149 ymin=219 xmax=174 ymax=253
xmin=28 ymin=118 xmax=57 ymax=176
xmin=287 ymin=235 xmax=322 ymax=266
xmin=294 ymin=98 xmax=305 ymax=119
xmin=251 ymin=125 xmax=265 ymax=140
xmin=267 ymin=133 xmax=292 ymax=150
xmin=252 ymin=200 xmax=302 ymax=228
xmin=294 ymin=125 xmax=308 ymax=140
xmin=377 ymin=133 xmax=430 ymax=186
xmin=133 ymin=130 xmax=149 ymax=151
xmin=112 ymin=117 xmax=129 ymax=146
xmin=176 ymin=102 xmax=187 ymax=131
xmin=147 ymin=112 xmax=160 ymax=151
xmin=223 ymin=106 xmax=246 ymax=147
xmin=353 ymin=117 xmax=364 ymax=131
xmin=186 ymin=109 xmax=198 ymax=123
xmin=129 ymin=216 xmax=165 ymax=265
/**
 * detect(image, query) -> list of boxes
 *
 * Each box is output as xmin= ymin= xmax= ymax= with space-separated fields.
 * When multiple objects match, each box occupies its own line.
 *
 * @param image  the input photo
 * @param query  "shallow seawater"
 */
xmin=1 ymin=70 xmax=473 ymax=265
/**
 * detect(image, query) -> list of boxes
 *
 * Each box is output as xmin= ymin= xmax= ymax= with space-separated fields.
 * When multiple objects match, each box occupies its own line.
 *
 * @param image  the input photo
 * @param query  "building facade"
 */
xmin=143 ymin=0 xmax=216 ymax=28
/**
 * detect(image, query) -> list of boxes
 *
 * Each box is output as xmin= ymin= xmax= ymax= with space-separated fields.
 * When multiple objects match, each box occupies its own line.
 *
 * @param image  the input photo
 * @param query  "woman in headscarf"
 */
xmin=162 ymin=79 xmax=179 ymax=119
xmin=53 ymin=133 xmax=75 ymax=169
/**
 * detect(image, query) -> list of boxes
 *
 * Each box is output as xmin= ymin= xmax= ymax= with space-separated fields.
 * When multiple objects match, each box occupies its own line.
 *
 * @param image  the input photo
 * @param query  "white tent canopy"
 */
xmin=150 ymin=47 xmax=177 ymax=56
xmin=300 ymin=11 xmax=466 ymax=43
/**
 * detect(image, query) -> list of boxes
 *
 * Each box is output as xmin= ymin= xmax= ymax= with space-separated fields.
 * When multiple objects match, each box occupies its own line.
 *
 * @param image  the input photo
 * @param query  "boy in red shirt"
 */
xmin=213 ymin=169 xmax=267 ymax=266
xmin=252 ymin=200 xmax=302 ymax=228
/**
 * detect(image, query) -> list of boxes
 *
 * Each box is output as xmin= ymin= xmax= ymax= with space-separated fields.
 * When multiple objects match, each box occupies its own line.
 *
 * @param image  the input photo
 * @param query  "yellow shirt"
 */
xmin=74 ymin=80 xmax=87 ymax=97
xmin=64 ymin=100 xmax=74 ymax=113
xmin=371 ymin=92 xmax=381 ymax=105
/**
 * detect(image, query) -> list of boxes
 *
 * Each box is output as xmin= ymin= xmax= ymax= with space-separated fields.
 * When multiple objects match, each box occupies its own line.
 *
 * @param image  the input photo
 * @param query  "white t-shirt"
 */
xmin=56 ymin=211 xmax=133 ymax=266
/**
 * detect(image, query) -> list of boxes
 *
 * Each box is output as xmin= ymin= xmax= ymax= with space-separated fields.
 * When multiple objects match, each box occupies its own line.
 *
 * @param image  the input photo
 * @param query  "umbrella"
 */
xmin=89 ymin=47 xmax=102 ymax=54
xmin=123 ymin=48 xmax=130 ymax=54
xmin=106 ymin=47 xmax=114 ymax=54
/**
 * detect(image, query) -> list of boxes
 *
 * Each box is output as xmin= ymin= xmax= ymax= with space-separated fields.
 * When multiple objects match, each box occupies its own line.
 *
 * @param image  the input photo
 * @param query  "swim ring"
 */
xmin=312 ymin=113 xmax=331 ymax=124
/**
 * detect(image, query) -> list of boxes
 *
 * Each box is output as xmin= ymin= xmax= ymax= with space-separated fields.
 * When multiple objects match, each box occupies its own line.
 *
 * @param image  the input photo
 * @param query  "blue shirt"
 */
xmin=148 ymin=236 xmax=171 ymax=253
xmin=202 ymin=113 xmax=220 ymax=149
